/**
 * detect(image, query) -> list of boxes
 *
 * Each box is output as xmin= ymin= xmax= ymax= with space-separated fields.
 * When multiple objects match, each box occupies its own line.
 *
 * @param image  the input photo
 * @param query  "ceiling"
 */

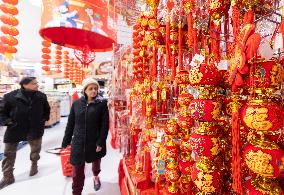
xmin=1 ymin=0 xmax=132 ymax=65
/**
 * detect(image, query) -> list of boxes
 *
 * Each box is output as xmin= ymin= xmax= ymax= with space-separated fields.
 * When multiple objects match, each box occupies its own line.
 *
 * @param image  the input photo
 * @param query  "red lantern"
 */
xmin=178 ymin=91 xmax=193 ymax=107
xmin=165 ymin=160 xmax=181 ymax=183
xmin=241 ymin=100 xmax=284 ymax=133
xmin=0 ymin=35 xmax=18 ymax=46
xmin=190 ymin=131 xmax=222 ymax=160
xmin=189 ymin=99 xmax=222 ymax=122
xmin=41 ymin=54 xmax=51 ymax=59
xmin=166 ymin=183 xmax=180 ymax=195
xmin=165 ymin=139 xmax=179 ymax=159
xmin=42 ymin=65 xmax=50 ymax=71
xmin=0 ymin=4 xmax=18 ymax=15
xmin=0 ymin=14 xmax=19 ymax=26
xmin=42 ymin=40 xmax=51 ymax=47
xmin=1 ymin=25 xmax=19 ymax=36
xmin=244 ymin=177 xmax=284 ymax=195
xmin=179 ymin=174 xmax=191 ymax=194
xmin=42 ymin=48 xmax=51 ymax=53
xmin=179 ymin=153 xmax=194 ymax=175
xmin=164 ymin=119 xmax=179 ymax=136
xmin=177 ymin=115 xmax=194 ymax=130
xmin=180 ymin=138 xmax=191 ymax=153
xmin=191 ymin=160 xmax=223 ymax=194
xmin=244 ymin=140 xmax=284 ymax=178
xmin=2 ymin=0 xmax=19 ymax=5
xmin=244 ymin=58 xmax=284 ymax=94
xmin=189 ymin=63 xmax=221 ymax=86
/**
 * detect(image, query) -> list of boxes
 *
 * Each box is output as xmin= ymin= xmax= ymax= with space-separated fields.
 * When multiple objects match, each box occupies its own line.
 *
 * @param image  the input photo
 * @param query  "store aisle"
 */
xmin=0 ymin=118 xmax=122 ymax=195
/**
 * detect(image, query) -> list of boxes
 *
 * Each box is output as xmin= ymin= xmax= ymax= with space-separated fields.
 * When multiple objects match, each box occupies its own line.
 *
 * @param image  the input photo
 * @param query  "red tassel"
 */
xmin=153 ymin=47 xmax=157 ymax=77
xmin=131 ymin=134 xmax=138 ymax=158
xmin=129 ymin=96 xmax=132 ymax=116
xmin=232 ymin=5 xmax=240 ymax=41
xmin=187 ymin=13 xmax=193 ymax=48
xmin=166 ymin=16 xmax=171 ymax=70
xmin=171 ymin=55 xmax=176 ymax=81
xmin=144 ymin=150 xmax=151 ymax=188
xmin=224 ymin=12 xmax=230 ymax=56
xmin=193 ymin=27 xmax=198 ymax=54
xmin=142 ymin=99 xmax=146 ymax=116
xmin=155 ymin=177 xmax=160 ymax=195
xmin=159 ymin=54 xmax=164 ymax=79
xmin=231 ymin=99 xmax=243 ymax=195
xmin=178 ymin=21 xmax=183 ymax=69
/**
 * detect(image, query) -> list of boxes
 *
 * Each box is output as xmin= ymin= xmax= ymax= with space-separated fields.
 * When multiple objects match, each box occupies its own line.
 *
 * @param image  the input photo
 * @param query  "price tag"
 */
xmin=190 ymin=54 xmax=205 ymax=68
xmin=156 ymin=132 xmax=163 ymax=143
xmin=217 ymin=60 xmax=229 ymax=70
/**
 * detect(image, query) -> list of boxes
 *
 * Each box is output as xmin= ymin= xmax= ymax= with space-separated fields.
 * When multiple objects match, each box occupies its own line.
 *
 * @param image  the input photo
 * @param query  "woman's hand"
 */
xmin=96 ymin=146 xmax=102 ymax=152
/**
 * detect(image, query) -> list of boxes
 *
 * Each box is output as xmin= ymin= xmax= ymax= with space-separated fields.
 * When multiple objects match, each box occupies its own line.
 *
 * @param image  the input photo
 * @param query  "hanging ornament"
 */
xmin=0 ymin=0 xmax=19 ymax=55
xmin=55 ymin=45 xmax=63 ymax=73
xmin=41 ymin=40 xmax=52 ymax=72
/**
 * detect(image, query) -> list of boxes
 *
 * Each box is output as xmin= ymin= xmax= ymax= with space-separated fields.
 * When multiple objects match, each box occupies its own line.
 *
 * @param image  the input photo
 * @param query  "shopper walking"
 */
xmin=0 ymin=77 xmax=50 ymax=189
xmin=62 ymin=78 xmax=109 ymax=195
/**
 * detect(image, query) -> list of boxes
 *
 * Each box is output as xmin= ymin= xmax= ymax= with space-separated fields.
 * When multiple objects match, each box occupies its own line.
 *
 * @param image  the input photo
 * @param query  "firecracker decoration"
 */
xmin=0 ymin=0 xmax=19 ymax=56
xmin=41 ymin=40 xmax=52 ymax=73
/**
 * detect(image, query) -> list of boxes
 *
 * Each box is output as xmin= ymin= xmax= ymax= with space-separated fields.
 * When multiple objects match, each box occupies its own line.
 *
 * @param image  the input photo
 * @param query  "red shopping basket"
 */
xmin=46 ymin=146 xmax=73 ymax=177
xmin=60 ymin=146 xmax=73 ymax=177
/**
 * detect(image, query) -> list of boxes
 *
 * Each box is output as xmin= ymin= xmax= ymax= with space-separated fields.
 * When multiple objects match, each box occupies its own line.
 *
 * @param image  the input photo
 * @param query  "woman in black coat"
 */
xmin=62 ymin=78 xmax=109 ymax=195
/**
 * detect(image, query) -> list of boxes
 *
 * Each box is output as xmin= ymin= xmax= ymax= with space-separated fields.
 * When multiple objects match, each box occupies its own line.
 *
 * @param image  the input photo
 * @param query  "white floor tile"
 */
xmin=0 ymin=117 xmax=122 ymax=195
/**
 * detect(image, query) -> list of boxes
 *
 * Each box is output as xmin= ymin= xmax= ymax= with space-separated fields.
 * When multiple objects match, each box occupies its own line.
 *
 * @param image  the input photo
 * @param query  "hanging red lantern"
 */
xmin=42 ymin=47 xmax=51 ymax=53
xmin=0 ymin=14 xmax=19 ymax=26
xmin=0 ymin=4 xmax=18 ymax=15
xmin=244 ymin=176 xmax=284 ymax=195
xmin=164 ymin=119 xmax=179 ymax=136
xmin=165 ymin=160 xmax=181 ymax=183
xmin=243 ymin=140 xmax=284 ymax=178
xmin=241 ymin=100 xmax=284 ymax=133
xmin=191 ymin=159 xmax=223 ymax=194
xmin=0 ymin=35 xmax=18 ymax=46
xmin=189 ymin=63 xmax=221 ymax=86
xmin=179 ymin=153 xmax=194 ymax=175
xmin=41 ymin=54 xmax=51 ymax=59
xmin=42 ymin=40 xmax=51 ymax=47
xmin=1 ymin=25 xmax=19 ymax=36
xmin=2 ymin=0 xmax=19 ymax=5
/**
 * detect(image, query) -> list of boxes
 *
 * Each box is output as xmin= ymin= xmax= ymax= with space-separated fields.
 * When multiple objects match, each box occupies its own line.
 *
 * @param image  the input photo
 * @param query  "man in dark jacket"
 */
xmin=0 ymin=77 xmax=50 ymax=189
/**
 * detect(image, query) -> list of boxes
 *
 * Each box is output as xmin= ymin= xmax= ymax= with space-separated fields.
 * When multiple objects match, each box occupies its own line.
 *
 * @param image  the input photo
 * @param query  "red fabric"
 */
xmin=40 ymin=27 xmax=114 ymax=52
xmin=232 ymin=108 xmax=243 ymax=195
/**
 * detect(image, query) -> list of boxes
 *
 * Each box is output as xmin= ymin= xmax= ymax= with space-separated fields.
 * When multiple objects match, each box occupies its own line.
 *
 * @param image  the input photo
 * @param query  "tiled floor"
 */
xmin=0 ymin=117 xmax=122 ymax=195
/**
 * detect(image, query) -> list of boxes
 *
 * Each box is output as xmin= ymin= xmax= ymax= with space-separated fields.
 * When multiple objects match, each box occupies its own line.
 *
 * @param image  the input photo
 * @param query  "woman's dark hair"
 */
xmin=19 ymin=77 xmax=36 ymax=88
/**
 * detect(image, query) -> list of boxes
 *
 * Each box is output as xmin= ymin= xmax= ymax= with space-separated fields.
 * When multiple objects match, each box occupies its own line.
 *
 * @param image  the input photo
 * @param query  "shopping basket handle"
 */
xmin=45 ymin=147 xmax=63 ymax=155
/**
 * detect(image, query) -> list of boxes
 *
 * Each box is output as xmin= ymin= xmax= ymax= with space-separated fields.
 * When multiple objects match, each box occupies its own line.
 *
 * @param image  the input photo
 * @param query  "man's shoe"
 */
xmin=94 ymin=177 xmax=101 ymax=191
xmin=0 ymin=176 xmax=15 ymax=190
xmin=29 ymin=163 xmax=38 ymax=176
